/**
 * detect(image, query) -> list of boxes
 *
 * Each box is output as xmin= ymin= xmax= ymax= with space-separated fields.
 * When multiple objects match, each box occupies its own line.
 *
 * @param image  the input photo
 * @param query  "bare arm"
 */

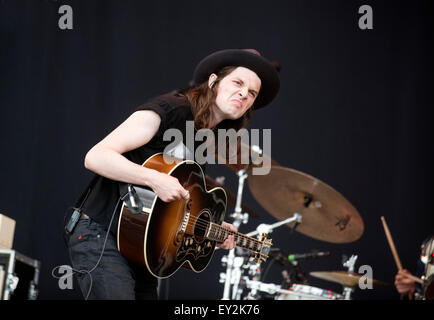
xmin=84 ymin=110 xmax=189 ymax=202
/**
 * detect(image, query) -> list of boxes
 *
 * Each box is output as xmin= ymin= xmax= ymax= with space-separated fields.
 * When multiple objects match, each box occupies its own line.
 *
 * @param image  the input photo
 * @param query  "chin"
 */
xmin=229 ymin=114 xmax=243 ymax=121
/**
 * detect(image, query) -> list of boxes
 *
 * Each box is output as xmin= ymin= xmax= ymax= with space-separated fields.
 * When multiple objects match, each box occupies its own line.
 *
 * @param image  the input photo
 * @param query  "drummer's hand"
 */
xmin=217 ymin=222 xmax=237 ymax=250
xmin=394 ymin=269 xmax=416 ymax=296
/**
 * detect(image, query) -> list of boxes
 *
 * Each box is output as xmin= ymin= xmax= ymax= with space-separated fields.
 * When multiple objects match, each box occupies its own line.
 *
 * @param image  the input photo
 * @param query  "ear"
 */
xmin=208 ymin=73 xmax=217 ymax=88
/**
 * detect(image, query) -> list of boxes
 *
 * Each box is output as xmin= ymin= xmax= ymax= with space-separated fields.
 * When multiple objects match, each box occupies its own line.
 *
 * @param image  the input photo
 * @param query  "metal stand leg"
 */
xmin=221 ymin=170 xmax=249 ymax=300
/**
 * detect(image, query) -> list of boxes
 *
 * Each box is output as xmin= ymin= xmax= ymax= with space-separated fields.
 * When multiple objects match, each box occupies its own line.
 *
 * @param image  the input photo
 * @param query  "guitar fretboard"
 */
xmin=206 ymin=222 xmax=262 ymax=253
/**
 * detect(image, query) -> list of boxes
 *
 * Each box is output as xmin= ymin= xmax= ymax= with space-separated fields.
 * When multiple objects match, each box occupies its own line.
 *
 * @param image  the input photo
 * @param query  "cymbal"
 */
xmin=310 ymin=271 xmax=389 ymax=288
xmin=248 ymin=166 xmax=364 ymax=243
xmin=204 ymin=174 xmax=259 ymax=219
xmin=215 ymin=141 xmax=279 ymax=173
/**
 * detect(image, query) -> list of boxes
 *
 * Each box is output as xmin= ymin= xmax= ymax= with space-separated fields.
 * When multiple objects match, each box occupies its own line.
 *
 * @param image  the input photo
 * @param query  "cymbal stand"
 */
xmin=245 ymin=213 xmax=302 ymax=238
xmin=342 ymin=254 xmax=358 ymax=300
xmin=221 ymin=169 xmax=249 ymax=300
xmin=235 ymin=214 xmax=302 ymax=300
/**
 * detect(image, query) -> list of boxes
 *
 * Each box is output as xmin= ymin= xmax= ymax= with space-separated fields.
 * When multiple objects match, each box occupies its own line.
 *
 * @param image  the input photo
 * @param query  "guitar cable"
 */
xmin=53 ymin=195 xmax=122 ymax=300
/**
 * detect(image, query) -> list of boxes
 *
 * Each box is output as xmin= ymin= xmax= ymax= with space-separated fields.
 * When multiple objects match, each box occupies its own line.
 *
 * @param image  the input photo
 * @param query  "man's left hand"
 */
xmin=216 ymin=221 xmax=237 ymax=250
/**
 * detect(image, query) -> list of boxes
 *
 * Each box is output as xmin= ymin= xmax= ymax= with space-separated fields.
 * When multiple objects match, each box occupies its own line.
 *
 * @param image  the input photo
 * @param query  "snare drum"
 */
xmin=276 ymin=284 xmax=344 ymax=300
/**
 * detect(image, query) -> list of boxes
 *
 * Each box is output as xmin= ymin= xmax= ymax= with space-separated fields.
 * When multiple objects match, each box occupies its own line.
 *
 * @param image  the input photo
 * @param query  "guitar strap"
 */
xmin=63 ymin=176 xmax=97 ymax=236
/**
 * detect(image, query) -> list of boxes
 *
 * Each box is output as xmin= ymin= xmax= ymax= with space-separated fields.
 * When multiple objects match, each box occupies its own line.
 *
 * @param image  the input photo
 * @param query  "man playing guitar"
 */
xmin=64 ymin=49 xmax=280 ymax=300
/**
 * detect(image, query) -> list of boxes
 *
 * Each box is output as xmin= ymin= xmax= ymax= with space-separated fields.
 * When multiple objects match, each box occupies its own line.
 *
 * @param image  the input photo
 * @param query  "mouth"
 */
xmin=230 ymin=99 xmax=243 ymax=108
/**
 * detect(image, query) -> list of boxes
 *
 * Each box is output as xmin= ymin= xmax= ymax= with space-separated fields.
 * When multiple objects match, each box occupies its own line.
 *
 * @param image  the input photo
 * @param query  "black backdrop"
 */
xmin=0 ymin=0 xmax=433 ymax=300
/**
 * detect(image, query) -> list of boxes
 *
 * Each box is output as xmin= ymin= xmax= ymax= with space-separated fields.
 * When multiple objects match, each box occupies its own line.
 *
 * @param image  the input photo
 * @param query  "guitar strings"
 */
xmin=187 ymin=215 xmax=255 ymax=242
xmin=183 ymin=214 xmax=262 ymax=248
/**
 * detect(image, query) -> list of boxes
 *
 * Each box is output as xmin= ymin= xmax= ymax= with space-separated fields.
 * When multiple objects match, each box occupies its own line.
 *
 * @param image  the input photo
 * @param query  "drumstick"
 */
xmin=380 ymin=216 xmax=403 ymax=271
xmin=380 ymin=216 xmax=423 ymax=299
xmin=400 ymin=272 xmax=424 ymax=284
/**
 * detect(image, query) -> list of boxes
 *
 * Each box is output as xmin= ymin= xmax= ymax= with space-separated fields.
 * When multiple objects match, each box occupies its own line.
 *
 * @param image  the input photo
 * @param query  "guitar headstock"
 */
xmin=253 ymin=233 xmax=273 ymax=264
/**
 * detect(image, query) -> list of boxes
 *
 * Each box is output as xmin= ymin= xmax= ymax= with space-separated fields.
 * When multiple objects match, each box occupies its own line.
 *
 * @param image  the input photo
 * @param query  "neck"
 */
xmin=206 ymin=222 xmax=263 ymax=252
xmin=208 ymin=106 xmax=225 ymax=129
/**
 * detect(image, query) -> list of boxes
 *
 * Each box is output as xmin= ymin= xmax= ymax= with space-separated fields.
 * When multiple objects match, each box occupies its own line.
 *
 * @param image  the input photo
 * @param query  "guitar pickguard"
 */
xmin=176 ymin=235 xmax=213 ymax=262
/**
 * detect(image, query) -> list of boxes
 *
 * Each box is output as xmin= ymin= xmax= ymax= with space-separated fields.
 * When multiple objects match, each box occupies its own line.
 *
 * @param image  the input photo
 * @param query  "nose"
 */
xmin=238 ymin=86 xmax=248 ymax=99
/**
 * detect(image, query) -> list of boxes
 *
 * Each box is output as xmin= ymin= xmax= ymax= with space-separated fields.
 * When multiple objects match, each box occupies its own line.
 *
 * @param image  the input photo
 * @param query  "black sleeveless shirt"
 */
xmin=74 ymin=92 xmax=200 ymax=234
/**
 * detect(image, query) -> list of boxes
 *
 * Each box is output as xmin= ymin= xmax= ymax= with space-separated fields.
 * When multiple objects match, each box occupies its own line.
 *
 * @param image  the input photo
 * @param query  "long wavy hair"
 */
xmin=185 ymin=66 xmax=253 ymax=131
xmin=173 ymin=66 xmax=255 ymax=164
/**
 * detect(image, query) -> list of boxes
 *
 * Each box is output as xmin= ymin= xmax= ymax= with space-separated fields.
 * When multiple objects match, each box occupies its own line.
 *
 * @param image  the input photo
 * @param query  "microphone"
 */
xmin=122 ymin=184 xmax=143 ymax=214
xmin=288 ymin=251 xmax=330 ymax=262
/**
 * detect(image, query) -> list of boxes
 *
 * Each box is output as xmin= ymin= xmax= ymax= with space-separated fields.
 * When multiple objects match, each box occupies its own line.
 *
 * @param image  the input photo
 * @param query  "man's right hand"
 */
xmin=394 ymin=269 xmax=416 ymax=296
xmin=149 ymin=171 xmax=190 ymax=202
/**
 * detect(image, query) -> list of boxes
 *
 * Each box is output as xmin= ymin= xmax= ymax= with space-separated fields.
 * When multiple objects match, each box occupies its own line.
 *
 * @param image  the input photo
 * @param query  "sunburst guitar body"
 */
xmin=117 ymin=153 xmax=272 ymax=279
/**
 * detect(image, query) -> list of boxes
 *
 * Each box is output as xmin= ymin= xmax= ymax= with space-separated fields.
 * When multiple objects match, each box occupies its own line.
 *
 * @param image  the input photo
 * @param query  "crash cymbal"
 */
xmin=215 ymin=141 xmax=279 ymax=173
xmin=310 ymin=271 xmax=389 ymax=288
xmin=248 ymin=166 xmax=364 ymax=243
xmin=204 ymin=174 xmax=259 ymax=218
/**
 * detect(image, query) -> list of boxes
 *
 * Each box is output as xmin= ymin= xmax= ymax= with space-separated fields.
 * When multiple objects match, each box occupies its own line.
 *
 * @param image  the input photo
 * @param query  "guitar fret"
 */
xmin=208 ymin=224 xmax=263 ymax=255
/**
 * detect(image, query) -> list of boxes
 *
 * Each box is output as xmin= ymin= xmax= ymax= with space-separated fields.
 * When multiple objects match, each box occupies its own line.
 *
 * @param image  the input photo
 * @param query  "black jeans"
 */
xmin=66 ymin=217 xmax=158 ymax=300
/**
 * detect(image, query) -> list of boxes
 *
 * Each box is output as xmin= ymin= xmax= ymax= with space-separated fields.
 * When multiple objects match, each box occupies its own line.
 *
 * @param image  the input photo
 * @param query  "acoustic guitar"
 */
xmin=117 ymin=153 xmax=272 ymax=279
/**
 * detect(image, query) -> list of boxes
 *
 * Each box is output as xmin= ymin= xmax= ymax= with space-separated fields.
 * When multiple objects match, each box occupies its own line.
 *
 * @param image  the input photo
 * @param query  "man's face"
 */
xmin=212 ymin=67 xmax=261 ymax=120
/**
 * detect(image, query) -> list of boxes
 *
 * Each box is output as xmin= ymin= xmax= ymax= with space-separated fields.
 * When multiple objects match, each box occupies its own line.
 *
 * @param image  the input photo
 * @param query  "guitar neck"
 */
xmin=206 ymin=222 xmax=263 ymax=252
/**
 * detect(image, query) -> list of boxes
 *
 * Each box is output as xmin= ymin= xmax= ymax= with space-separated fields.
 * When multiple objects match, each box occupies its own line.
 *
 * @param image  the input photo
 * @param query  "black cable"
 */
xmin=260 ymin=258 xmax=275 ymax=282
xmin=53 ymin=196 xmax=122 ymax=300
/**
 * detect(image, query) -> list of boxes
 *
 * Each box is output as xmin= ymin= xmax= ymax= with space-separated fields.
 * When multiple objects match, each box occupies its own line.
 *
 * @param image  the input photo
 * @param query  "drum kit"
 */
xmin=211 ymin=143 xmax=394 ymax=300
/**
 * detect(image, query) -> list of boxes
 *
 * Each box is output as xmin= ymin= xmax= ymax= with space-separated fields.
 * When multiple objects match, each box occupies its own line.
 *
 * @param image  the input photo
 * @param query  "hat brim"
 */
xmin=193 ymin=49 xmax=280 ymax=109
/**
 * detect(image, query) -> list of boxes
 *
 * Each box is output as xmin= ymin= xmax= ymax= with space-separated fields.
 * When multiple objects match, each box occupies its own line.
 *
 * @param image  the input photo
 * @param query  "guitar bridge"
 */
xmin=174 ymin=199 xmax=192 ymax=245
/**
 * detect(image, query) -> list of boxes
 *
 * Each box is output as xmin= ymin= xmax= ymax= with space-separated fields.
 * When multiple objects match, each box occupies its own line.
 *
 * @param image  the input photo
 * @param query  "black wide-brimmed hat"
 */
xmin=193 ymin=49 xmax=280 ymax=110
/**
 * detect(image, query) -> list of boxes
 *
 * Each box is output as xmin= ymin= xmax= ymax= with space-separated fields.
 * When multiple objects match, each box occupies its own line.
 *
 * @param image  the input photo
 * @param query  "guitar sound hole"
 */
xmin=186 ymin=199 xmax=192 ymax=211
xmin=194 ymin=211 xmax=210 ymax=238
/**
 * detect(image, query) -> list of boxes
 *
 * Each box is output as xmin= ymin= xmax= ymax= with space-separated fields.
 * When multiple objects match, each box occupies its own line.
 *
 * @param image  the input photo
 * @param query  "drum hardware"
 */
xmin=220 ymin=144 xmax=280 ymax=300
xmin=342 ymin=254 xmax=357 ymax=300
xmin=276 ymin=283 xmax=344 ymax=300
xmin=221 ymin=169 xmax=250 ymax=300
xmin=245 ymin=214 xmax=302 ymax=238
xmin=243 ymin=279 xmax=283 ymax=298
xmin=267 ymin=248 xmax=326 ymax=287
xmin=343 ymin=254 xmax=358 ymax=272
xmin=310 ymin=254 xmax=389 ymax=300
xmin=281 ymin=270 xmax=291 ymax=287
xmin=217 ymin=144 xmax=366 ymax=299
xmin=236 ymin=216 xmax=303 ymax=299
xmin=310 ymin=270 xmax=389 ymax=289
xmin=219 ymin=256 xmax=247 ymax=300
xmin=243 ymin=278 xmax=345 ymax=300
